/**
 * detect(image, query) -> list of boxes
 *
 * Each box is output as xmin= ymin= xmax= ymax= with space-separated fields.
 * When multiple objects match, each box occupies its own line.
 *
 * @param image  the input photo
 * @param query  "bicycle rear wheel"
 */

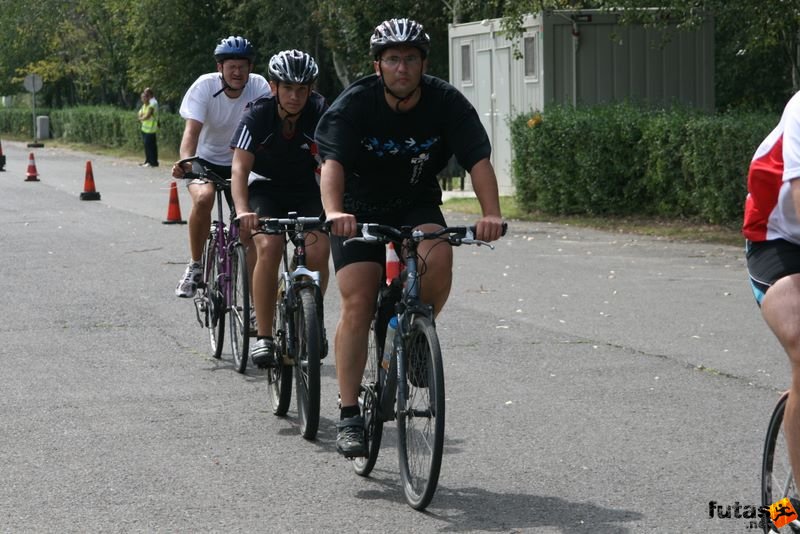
xmin=354 ymin=316 xmax=386 ymax=476
xmin=202 ymin=231 xmax=225 ymax=359
xmin=397 ymin=315 xmax=444 ymax=511
xmin=268 ymin=280 xmax=292 ymax=415
xmin=762 ymin=392 xmax=799 ymax=533
xmin=229 ymin=244 xmax=250 ymax=373
xmin=295 ymin=287 xmax=322 ymax=440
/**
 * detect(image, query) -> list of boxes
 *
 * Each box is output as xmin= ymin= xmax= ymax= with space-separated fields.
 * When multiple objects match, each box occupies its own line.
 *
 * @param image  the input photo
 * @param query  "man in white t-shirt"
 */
xmin=172 ymin=35 xmax=271 ymax=298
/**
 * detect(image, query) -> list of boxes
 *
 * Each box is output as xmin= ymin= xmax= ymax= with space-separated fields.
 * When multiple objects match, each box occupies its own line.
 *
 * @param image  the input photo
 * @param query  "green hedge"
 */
xmin=0 ymin=106 xmax=183 ymax=154
xmin=511 ymin=105 xmax=778 ymax=226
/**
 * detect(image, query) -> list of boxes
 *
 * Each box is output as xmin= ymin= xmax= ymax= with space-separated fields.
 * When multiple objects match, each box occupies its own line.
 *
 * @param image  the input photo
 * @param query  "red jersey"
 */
xmin=743 ymin=91 xmax=800 ymax=243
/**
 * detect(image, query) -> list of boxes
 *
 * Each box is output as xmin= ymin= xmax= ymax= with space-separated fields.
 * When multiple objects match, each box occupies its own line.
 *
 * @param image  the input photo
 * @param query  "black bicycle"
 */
xmin=761 ymin=391 xmax=800 ymax=532
xmin=256 ymin=213 xmax=328 ymax=440
xmin=177 ymin=156 xmax=250 ymax=373
xmin=349 ymin=222 xmax=506 ymax=510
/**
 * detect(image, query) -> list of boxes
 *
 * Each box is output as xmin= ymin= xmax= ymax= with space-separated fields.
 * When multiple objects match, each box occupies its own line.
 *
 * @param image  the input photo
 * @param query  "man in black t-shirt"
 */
xmin=232 ymin=50 xmax=330 ymax=368
xmin=316 ymin=18 xmax=504 ymax=457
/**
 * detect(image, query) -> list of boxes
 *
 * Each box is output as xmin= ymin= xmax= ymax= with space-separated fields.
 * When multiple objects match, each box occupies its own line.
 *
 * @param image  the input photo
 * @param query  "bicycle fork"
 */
xmin=378 ymin=315 xmax=405 ymax=423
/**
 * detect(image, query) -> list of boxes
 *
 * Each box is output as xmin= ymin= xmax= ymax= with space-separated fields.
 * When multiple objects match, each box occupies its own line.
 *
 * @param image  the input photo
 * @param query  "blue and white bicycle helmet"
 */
xmin=214 ymin=35 xmax=255 ymax=63
xmin=268 ymin=50 xmax=319 ymax=84
xmin=369 ymin=18 xmax=430 ymax=59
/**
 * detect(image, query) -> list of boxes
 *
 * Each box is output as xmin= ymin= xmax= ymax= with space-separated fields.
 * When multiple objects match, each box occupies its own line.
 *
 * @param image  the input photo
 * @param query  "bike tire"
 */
xmin=268 ymin=280 xmax=292 ymax=415
xmin=203 ymin=233 xmax=225 ymax=359
xmin=295 ymin=287 xmax=322 ymax=440
xmin=354 ymin=317 xmax=386 ymax=476
xmin=229 ymin=244 xmax=250 ymax=374
xmin=762 ymin=392 xmax=798 ymax=533
xmin=397 ymin=315 xmax=445 ymax=511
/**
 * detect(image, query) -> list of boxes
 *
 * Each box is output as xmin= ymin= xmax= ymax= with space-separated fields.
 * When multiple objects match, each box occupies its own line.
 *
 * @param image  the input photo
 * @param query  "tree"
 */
xmin=126 ymin=0 xmax=227 ymax=110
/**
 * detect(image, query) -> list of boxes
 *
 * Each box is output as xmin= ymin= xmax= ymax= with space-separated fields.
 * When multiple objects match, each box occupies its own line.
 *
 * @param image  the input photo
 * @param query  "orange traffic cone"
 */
xmin=25 ymin=152 xmax=39 ymax=181
xmin=79 ymin=160 xmax=101 ymax=200
xmin=0 ymin=139 xmax=6 ymax=172
xmin=385 ymin=242 xmax=401 ymax=285
xmin=163 ymin=181 xmax=186 ymax=224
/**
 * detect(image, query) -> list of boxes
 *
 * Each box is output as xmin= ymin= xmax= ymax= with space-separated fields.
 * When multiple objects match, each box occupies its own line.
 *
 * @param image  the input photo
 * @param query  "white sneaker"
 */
xmin=175 ymin=261 xmax=203 ymax=298
xmin=251 ymin=338 xmax=276 ymax=368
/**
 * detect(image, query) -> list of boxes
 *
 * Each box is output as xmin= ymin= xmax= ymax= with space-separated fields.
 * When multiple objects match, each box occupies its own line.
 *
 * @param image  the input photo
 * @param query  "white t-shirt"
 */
xmin=179 ymin=72 xmax=271 ymax=166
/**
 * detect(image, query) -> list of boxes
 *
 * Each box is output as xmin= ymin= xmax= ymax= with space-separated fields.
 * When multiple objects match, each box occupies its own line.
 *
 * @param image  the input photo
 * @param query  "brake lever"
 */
xmin=343 ymin=224 xmax=381 ymax=246
xmin=458 ymin=227 xmax=494 ymax=249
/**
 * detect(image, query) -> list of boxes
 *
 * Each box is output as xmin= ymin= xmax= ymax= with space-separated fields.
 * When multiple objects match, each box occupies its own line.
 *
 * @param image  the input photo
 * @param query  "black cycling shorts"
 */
xmin=185 ymin=159 xmax=231 ymax=185
xmin=330 ymin=204 xmax=447 ymax=273
xmin=746 ymin=238 xmax=800 ymax=306
xmin=247 ymin=180 xmax=323 ymax=219
xmin=186 ymin=160 xmax=233 ymax=205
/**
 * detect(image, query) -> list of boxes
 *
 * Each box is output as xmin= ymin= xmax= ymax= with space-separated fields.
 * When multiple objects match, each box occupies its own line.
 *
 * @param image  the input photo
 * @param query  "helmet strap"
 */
xmin=213 ymin=66 xmax=248 ymax=98
xmin=274 ymin=82 xmax=306 ymax=119
xmin=378 ymin=64 xmax=419 ymax=113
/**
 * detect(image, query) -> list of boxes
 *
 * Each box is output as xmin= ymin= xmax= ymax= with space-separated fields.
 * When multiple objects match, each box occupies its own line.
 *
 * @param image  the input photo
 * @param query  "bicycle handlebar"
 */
xmin=344 ymin=222 xmax=508 ymax=249
xmin=175 ymin=156 xmax=229 ymax=190
xmin=255 ymin=213 xmax=330 ymax=235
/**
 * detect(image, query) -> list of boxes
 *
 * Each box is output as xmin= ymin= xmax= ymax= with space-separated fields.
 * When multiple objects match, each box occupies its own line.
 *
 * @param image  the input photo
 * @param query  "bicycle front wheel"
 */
xmin=295 ymin=287 xmax=322 ymax=440
xmin=397 ymin=315 xmax=445 ymax=511
xmin=354 ymin=316 xmax=386 ymax=477
xmin=268 ymin=281 xmax=292 ymax=415
xmin=229 ymin=244 xmax=250 ymax=373
xmin=202 ymin=232 xmax=225 ymax=359
xmin=762 ymin=392 xmax=799 ymax=532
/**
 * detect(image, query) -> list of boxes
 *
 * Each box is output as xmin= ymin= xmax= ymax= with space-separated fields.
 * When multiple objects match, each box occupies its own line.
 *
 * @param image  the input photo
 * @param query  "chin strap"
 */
xmin=378 ymin=65 xmax=419 ymax=113
xmin=278 ymin=99 xmax=302 ymax=119
xmin=212 ymin=73 xmax=248 ymax=98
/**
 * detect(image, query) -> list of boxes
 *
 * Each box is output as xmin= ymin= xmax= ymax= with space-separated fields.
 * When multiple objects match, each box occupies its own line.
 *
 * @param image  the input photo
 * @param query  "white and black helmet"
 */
xmin=369 ymin=18 xmax=430 ymax=59
xmin=268 ymin=50 xmax=319 ymax=84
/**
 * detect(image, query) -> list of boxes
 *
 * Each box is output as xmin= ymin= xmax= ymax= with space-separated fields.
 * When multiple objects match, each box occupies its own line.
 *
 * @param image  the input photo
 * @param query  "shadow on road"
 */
xmin=355 ymin=476 xmax=642 ymax=533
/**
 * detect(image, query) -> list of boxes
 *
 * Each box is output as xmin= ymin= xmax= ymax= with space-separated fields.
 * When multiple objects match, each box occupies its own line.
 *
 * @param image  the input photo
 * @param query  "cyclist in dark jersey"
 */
xmin=315 ymin=18 xmax=504 ymax=457
xmin=231 ymin=49 xmax=330 ymax=368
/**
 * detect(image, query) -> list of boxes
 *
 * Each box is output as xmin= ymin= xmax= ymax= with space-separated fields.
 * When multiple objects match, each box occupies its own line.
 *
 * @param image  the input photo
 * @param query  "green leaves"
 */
xmin=512 ymin=104 xmax=778 ymax=225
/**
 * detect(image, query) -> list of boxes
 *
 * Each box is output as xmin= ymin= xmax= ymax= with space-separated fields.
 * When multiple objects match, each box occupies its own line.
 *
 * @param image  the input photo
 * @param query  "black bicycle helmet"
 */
xmin=268 ymin=50 xmax=319 ymax=84
xmin=369 ymin=18 xmax=430 ymax=59
xmin=214 ymin=35 xmax=255 ymax=63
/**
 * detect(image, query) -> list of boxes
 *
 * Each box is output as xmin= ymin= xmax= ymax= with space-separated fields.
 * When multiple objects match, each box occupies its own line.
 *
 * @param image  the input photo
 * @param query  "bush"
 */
xmin=512 ymin=104 xmax=779 ymax=226
xmin=0 ymin=106 xmax=182 ymax=155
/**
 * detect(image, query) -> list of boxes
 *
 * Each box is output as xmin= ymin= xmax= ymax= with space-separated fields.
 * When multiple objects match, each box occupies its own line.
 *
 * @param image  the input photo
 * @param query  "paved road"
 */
xmin=0 ymin=139 xmax=786 ymax=532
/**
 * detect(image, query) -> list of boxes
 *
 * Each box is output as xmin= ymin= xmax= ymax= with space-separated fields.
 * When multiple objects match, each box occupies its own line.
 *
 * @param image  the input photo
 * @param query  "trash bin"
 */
xmin=36 ymin=115 xmax=49 ymax=140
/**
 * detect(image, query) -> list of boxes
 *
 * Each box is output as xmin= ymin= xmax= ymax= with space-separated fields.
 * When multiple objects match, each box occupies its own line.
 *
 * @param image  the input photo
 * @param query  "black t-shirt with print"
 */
xmin=315 ymin=74 xmax=491 ymax=219
xmin=231 ymin=91 xmax=327 ymax=202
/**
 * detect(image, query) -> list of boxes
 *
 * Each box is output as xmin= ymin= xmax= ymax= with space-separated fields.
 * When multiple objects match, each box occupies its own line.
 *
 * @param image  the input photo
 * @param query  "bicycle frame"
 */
xmin=276 ymin=220 xmax=323 ymax=360
xmin=352 ymin=223 xmax=506 ymax=423
xmin=378 ymin=238 xmax=433 ymax=423
xmin=188 ymin=170 xmax=240 ymax=328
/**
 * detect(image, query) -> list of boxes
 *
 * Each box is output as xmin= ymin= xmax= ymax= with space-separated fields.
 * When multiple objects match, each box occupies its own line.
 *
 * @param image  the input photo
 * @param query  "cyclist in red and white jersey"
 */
xmin=744 ymin=90 xmax=800 ymax=488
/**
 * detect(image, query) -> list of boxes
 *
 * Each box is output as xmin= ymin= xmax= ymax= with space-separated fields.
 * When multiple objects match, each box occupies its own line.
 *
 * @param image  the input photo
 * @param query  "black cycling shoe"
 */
xmin=336 ymin=415 xmax=367 ymax=457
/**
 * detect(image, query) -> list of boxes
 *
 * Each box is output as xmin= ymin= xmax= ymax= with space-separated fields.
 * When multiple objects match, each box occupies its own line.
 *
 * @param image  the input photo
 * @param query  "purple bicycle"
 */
xmin=178 ymin=156 xmax=251 ymax=373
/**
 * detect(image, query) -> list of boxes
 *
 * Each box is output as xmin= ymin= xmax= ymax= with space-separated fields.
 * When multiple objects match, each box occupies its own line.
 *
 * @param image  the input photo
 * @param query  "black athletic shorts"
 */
xmin=185 ymin=159 xmax=231 ymax=184
xmin=247 ymin=180 xmax=324 ymax=219
xmin=330 ymin=204 xmax=447 ymax=273
xmin=746 ymin=238 xmax=800 ymax=306
xmin=186 ymin=159 xmax=233 ymax=204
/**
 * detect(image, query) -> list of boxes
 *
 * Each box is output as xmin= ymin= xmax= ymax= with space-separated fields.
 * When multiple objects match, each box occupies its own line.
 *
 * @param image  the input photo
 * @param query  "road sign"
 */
xmin=23 ymin=74 xmax=43 ymax=93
